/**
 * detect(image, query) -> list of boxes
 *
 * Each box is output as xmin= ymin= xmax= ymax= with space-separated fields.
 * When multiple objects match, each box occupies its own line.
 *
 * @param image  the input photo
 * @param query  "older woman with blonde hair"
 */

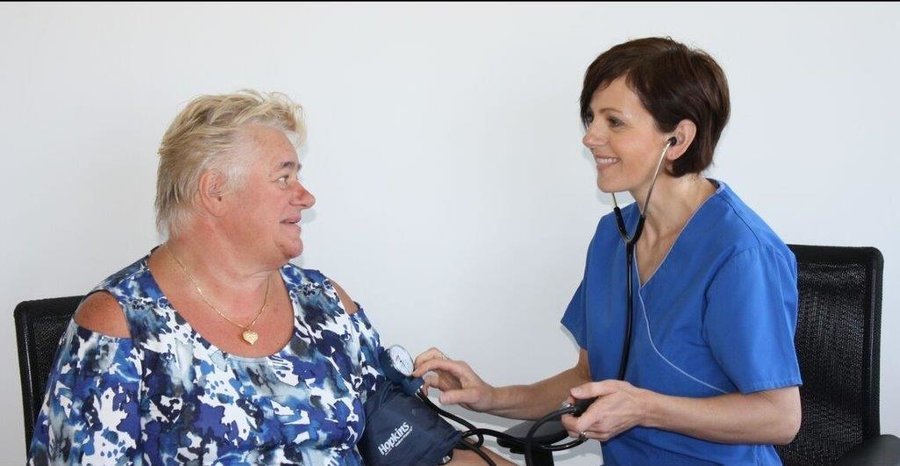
xmin=28 ymin=89 xmax=509 ymax=466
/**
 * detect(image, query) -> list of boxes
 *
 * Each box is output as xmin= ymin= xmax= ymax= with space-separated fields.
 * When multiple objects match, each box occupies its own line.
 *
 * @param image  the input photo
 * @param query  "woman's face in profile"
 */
xmin=221 ymin=125 xmax=316 ymax=265
xmin=582 ymin=77 xmax=668 ymax=195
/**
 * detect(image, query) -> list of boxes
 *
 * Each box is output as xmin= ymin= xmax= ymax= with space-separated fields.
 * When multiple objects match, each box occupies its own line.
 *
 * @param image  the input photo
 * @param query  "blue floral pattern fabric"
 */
xmin=28 ymin=255 xmax=383 ymax=465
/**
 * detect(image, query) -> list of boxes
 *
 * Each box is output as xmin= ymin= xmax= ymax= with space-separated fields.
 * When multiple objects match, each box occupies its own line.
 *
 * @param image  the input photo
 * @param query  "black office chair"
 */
xmin=777 ymin=245 xmax=899 ymax=466
xmin=14 ymin=295 xmax=84 ymax=451
xmin=499 ymin=244 xmax=900 ymax=465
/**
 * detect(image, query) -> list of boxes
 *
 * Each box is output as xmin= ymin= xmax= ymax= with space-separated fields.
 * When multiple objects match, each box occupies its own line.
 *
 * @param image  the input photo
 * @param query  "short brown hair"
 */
xmin=580 ymin=37 xmax=730 ymax=176
xmin=155 ymin=90 xmax=305 ymax=238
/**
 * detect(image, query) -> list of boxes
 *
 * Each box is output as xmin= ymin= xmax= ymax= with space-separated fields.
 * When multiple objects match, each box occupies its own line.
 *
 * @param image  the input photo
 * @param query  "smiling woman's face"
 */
xmin=220 ymin=125 xmax=316 ymax=266
xmin=581 ymin=77 xmax=671 ymax=195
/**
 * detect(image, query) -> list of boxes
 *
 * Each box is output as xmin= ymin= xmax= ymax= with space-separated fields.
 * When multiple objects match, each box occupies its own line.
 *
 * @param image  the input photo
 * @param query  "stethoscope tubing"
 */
xmin=611 ymin=138 xmax=672 ymax=380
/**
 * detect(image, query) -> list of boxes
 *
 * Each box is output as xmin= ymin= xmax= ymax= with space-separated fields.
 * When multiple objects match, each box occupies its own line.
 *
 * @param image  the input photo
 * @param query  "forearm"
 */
xmin=642 ymin=386 xmax=801 ymax=444
xmin=488 ymin=365 xmax=591 ymax=420
xmin=447 ymin=443 xmax=515 ymax=465
xmin=414 ymin=348 xmax=592 ymax=421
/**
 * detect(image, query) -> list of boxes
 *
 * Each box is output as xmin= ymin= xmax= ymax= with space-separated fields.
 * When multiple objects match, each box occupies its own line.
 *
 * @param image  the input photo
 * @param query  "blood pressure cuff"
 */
xmin=359 ymin=381 xmax=461 ymax=466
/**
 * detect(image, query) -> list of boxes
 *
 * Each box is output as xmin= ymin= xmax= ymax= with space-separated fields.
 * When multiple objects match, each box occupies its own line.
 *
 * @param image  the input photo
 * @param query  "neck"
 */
xmin=162 ymin=228 xmax=273 ymax=313
xmin=630 ymin=174 xmax=714 ymax=241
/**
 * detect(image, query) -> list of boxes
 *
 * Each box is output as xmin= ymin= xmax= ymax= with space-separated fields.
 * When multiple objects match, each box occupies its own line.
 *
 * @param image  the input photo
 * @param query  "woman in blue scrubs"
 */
xmin=414 ymin=37 xmax=802 ymax=465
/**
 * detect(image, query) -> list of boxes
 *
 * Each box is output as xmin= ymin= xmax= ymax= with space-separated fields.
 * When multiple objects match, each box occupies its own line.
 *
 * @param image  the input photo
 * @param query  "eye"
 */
xmin=276 ymin=175 xmax=290 ymax=188
xmin=607 ymin=117 xmax=624 ymax=128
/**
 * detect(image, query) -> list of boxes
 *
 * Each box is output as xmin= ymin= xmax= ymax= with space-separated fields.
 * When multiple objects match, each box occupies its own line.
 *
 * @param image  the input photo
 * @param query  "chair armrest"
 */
xmin=496 ymin=416 xmax=569 ymax=453
xmin=835 ymin=434 xmax=900 ymax=466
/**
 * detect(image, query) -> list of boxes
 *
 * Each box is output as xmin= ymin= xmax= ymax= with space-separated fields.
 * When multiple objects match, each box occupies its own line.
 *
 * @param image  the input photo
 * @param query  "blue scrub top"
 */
xmin=561 ymin=180 xmax=801 ymax=466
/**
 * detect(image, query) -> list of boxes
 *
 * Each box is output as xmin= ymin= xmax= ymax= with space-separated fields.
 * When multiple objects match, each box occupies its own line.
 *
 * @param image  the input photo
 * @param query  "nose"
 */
xmin=582 ymin=122 xmax=606 ymax=150
xmin=292 ymin=182 xmax=316 ymax=209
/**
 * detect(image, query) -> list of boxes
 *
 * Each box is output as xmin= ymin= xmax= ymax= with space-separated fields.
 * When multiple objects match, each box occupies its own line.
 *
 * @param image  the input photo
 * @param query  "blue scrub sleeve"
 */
xmin=28 ymin=322 xmax=142 ymax=465
xmin=560 ymin=279 xmax=588 ymax=349
xmin=704 ymin=246 xmax=802 ymax=393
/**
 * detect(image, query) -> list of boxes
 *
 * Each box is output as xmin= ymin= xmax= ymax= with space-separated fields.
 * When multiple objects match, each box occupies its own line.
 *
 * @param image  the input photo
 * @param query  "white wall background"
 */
xmin=2 ymin=2 xmax=898 ymax=464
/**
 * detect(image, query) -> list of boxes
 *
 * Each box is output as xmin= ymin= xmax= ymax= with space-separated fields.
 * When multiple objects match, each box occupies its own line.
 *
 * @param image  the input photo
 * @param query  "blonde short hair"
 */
xmin=155 ymin=89 xmax=305 ymax=238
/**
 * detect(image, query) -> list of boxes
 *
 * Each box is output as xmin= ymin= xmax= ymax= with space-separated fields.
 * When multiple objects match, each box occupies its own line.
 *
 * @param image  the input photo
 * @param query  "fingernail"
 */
xmin=571 ymin=387 xmax=582 ymax=396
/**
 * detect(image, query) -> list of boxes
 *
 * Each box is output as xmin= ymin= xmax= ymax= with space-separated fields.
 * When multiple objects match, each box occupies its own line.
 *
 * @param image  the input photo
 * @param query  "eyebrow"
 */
xmin=279 ymin=161 xmax=300 ymax=170
xmin=270 ymin=160 xmax=301 ymax=176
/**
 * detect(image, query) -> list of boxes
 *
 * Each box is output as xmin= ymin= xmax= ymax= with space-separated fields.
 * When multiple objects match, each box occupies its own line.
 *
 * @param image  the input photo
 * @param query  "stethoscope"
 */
xmin=611 ymin=136 xmax=675 ymax=380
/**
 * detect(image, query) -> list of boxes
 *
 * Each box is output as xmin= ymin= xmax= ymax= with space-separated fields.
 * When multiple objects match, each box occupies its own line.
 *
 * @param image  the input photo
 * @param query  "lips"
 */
xmin=281 ymin=217 xmax=302 ymax=234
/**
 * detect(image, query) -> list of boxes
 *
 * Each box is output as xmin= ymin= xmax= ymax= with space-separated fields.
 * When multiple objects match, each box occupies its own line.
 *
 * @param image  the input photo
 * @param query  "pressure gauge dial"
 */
xmin=386 ymin=345 xmax=414 ymax=377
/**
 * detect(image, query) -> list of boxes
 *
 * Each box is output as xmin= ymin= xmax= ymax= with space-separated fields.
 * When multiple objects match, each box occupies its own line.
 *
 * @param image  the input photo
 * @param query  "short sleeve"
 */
xmin=561 ymin=218 xmax=607 ymax=350
xmin=561 ymin=280 xmax=588 ymax=349
xmin=28 ymin=321 xmax=142 ymax=466
xmin=704 ymin=246 xmax=802 ymax=393
xmin=349 ymin=308 xmax=385 ymax=402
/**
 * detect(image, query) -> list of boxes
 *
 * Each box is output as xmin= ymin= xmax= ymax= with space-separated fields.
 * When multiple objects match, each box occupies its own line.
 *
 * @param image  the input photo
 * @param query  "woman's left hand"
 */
xmin=560 ymin=379 xmax=650 ymax=442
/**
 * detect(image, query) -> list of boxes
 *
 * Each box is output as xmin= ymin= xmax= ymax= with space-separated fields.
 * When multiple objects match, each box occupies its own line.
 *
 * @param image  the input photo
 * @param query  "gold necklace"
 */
xmin=166 ymin=246 xmax=270 ymax=345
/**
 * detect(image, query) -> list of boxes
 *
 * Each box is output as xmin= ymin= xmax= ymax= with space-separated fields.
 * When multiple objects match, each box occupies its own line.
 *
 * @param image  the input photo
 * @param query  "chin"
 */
xmin=597 ymin=173 xmax=634 ymax=194
xmin=281 ymin=240 xmax=304 ymax=261
xmin=596 ymin=177 xmax=617 ymax=194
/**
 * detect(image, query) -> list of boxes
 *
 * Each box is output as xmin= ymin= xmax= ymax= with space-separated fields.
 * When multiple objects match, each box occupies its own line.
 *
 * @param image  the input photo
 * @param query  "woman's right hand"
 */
xmin=412 ymin=347 xmax=496 ymax=413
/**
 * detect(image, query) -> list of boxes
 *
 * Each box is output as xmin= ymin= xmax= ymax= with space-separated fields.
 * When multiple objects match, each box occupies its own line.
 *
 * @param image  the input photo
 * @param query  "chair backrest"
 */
xmin=776 ymin=244 xmax=884 ymax=465
xmin=13 ymin=295 xmax=84 ymax=451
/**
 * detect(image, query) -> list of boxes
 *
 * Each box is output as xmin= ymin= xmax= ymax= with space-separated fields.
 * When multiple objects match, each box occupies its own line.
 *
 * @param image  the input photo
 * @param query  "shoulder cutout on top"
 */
xmin=73 ymin=290 xmax=130 ymax=338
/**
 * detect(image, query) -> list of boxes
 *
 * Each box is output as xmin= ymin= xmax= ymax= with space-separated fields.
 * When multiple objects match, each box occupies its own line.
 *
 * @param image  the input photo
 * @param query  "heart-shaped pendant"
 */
xmin=242 ymin=329 xmax=259 ymax=345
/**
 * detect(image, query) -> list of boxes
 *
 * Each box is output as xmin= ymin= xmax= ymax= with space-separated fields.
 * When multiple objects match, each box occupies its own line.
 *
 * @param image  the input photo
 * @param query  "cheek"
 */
xmin=620 ymin=141 xmax=656 ymax=163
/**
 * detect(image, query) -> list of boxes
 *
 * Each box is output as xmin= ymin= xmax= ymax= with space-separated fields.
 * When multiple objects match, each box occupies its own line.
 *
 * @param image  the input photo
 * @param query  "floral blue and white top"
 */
xmin=28 ymin=255 xmax=384 ymax=465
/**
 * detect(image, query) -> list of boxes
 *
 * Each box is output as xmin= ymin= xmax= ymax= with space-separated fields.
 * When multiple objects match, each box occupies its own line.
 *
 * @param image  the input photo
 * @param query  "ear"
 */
xmin=197 ymin=169 xmax=228 ymax=217
xmin=666 ymin=119 xmax=697 ymax=161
